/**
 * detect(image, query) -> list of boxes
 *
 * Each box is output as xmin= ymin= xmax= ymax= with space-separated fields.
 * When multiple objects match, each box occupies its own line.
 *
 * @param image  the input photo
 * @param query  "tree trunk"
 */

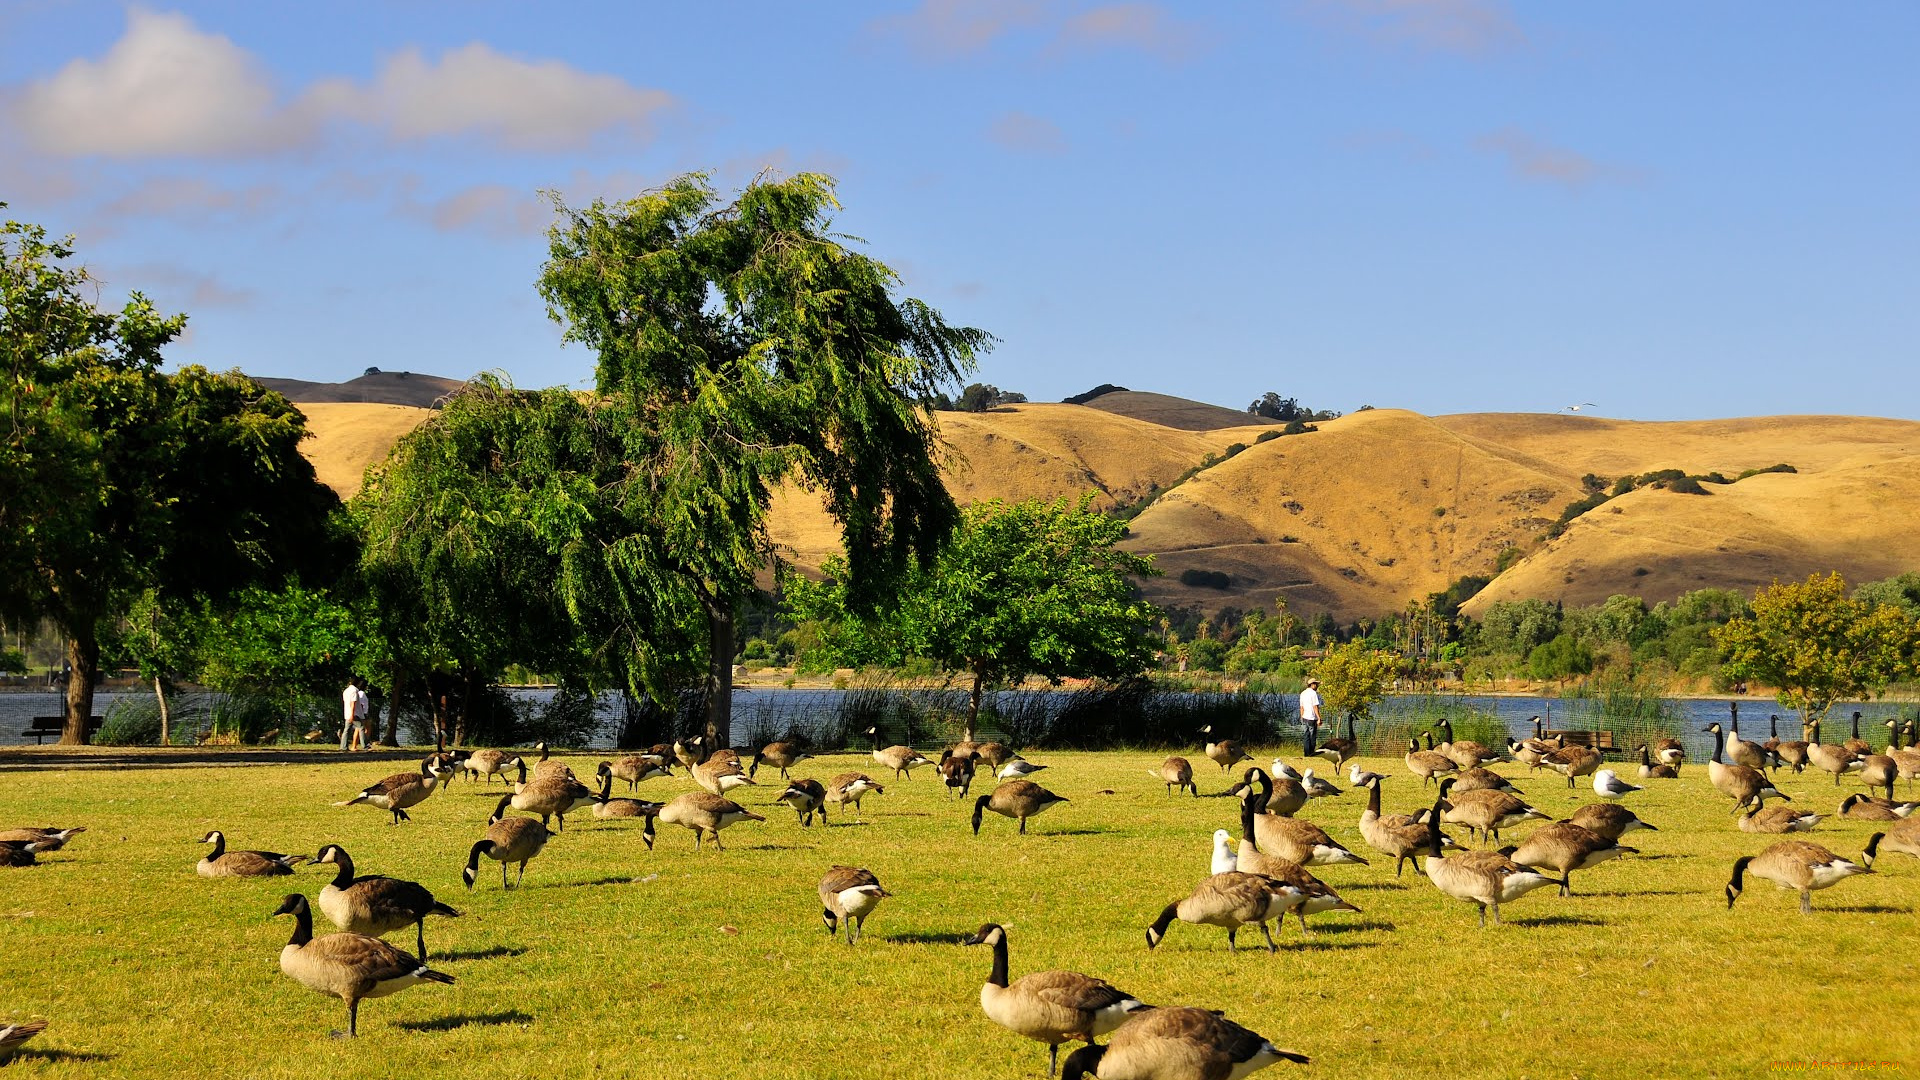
xmin=702 ymin=594 xmax=735 ymax=749
xmin=154 ymin=675 xmax=172 ymax=746
xmin=61 ymin=634 xmax=98 ymax=745
xmin=967 ymin=663 xmax=987 ymax=742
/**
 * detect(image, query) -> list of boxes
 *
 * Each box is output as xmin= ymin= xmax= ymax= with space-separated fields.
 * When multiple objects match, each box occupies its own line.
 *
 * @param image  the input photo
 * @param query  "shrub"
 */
xmin=1254 ymin=430 xmax=1281 ymax=444
xmin=1668 ymin=476 xmax=1709 ymax=495
xmin=1062 ymin=383 xmax=1128 ymax=405
xmin=1736 ymin=463 xmax=1797 ymax=480
xmin=99 ymin=696 xmax=164 ymax=746
xmin=0 ymin=648 xmax=25 ymax=673
xmin=1178 ymin=568 xmax=1232 ymax=589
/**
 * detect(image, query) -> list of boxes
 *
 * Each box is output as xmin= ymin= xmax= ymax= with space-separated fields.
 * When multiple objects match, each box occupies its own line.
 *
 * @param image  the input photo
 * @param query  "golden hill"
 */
xmin=297 ymin=402 xmax=434 ymax=499
xmin=1081 ymin=389 xmax=1279 ymax=431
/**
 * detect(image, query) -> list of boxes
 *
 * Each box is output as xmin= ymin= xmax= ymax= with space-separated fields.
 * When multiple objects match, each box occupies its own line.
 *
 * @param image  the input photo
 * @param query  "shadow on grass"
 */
xmin=1340 ymin=881 xmax=1411 ymax=891
xmin=434 ymin=945 xmax=527 ymax=962
xmin=1037 ymin=828 xmax=1111 ymax=837
xmin=1306 ymin=919 xmax=1396 ymax=934
xmin=885 ymin=931 xmax=968 ymax=945
xmin=1630 ymin=853 xmax=1689 ymax=861
xmin=1506 ymin=914 xmax=1606 ymax=928
xmin=15 ymin=1050 xmax=114 ymax=1064
xmin=1282 ymin=940 xmax=1379 ymax=952
xmin=1585 ymin=889 xmax=1690 ymax=897
xmin=539 ymin=876 xmax=634 ymax=889
xmin=396 ymin=1010 xmax=534 ymax=1033
xmin=1824 ymin=904 xmax=1913 ymax=915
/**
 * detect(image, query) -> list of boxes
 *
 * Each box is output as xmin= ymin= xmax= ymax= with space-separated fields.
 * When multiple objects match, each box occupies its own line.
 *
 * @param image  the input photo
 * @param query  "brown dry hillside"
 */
xmin=1082 ymin=389 xmax=1279 ymax=431
xmin=297 ymin=402 xmax=433 ymax=499
xmin=258 ymin=370 xmax=464 ymax=408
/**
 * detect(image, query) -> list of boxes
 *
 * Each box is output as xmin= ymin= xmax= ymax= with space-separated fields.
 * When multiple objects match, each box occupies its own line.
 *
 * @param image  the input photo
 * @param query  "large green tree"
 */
xmin=788 ymin=496 xmax=1159 ymax=736
xmin=537 ymin=173 xmax=990 ymax=744
xmin=1 ymin=210 xmax=337 ymax=742
xmin=1715 ymin=572 xmax=1920 ymax=726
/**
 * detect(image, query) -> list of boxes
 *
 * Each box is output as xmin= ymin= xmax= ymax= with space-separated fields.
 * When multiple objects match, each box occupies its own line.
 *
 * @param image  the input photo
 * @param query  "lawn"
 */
xmin=1 ymin=747 xmax=1914 ymax=1079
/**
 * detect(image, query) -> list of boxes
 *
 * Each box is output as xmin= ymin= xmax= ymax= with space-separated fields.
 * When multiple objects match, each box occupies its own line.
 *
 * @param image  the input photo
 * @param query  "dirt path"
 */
xmin=0 ymin=746 xmax=427 ymax=772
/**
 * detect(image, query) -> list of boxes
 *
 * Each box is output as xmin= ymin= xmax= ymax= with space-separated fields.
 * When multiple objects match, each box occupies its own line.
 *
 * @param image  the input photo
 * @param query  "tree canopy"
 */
xmin=1715 ymin=572 xmax=1920 ymax=725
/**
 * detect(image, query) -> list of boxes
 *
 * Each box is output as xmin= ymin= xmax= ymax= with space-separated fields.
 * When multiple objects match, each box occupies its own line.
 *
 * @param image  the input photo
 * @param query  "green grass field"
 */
xmin=2 ymin=748 xmax=1916 ymax=1078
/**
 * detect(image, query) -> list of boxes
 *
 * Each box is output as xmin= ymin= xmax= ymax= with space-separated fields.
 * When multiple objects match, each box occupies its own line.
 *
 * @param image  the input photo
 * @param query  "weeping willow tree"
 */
xmin=537 ymin=173 xmax=991 ymax=744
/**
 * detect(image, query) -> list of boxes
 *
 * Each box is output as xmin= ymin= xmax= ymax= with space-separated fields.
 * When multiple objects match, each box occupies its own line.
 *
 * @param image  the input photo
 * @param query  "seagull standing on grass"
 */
xmin=1593 ymin=769 xmax=1644 ymax=801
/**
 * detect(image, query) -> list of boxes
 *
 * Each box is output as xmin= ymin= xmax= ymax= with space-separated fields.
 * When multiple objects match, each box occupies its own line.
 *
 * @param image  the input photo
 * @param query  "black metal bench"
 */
xmin=21 ymin=716 xmax=103 ymax=743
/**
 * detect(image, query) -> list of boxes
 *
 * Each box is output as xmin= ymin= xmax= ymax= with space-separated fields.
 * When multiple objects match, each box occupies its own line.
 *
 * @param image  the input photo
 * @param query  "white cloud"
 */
xmin=1301 ymin=0 xmax=1525 ymax=56
xmin=871 ymin=0 xmax=1050 ymax=58
xmin=988 ymin=111 xmax=1068 ymax=154
xmin=1056 ymin=4 xmax=1202 ymax=61
xmin=1476 ymin=127 xmax=1628 ymax=189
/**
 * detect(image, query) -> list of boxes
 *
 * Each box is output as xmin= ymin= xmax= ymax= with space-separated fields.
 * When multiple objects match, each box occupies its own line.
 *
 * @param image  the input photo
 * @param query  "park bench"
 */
xmin=20 ymin=716 xmax=102 ymax=744
xmin=1546 ymin=729 xmax=1616 ymax=757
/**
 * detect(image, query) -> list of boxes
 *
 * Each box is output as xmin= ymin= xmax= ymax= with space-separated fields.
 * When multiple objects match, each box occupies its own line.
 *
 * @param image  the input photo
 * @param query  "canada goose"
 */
xmin=748 ymin=740 xmax=812 ymax=780
xmin=692 ymin=756 xmax=757 ymax=797
xmin=197 ymin=831 xmax=307 ymax=877
xmin=1838 ymin=794 xmax=1916 ymax=821
xmin=525 ymin=741 xmax=575 ymax=782
xmin=1418 ymin=789 xmax=1558 ymax=926
xmin=1061 ymin=1005 xmax=1310 ymax=1079
xmin=1218 ymin=813 xmax=1362 ymax=933
xmin=335 ymin=759 xmax=443 ymax=824
xmin=0 ymin=826 xmax=85 ymax=851
xmin=1842 ymin=711 xmax=1873 ymax=757
xmin=1146 ymin=871 xmax=1304 ymax=954
xmin=818 ymin=865 xmax=890 ymax=945
xmin=645 ymin=791 xmax=765 ymax=851
xmin=1738 ymin=803 xmax=1822 ymax=834
xmin=464 ymin=796 xmax=551 ymax=889
xmin=504 ymin=768 xmax=595 ymax=832
xmin=963 ymin=922 xmax=1149 ymax=1077
xmin=1435 ymin=718 xmax=1508 ymax=769
xmin=271 ymin=893 xmax=452 ymax=1036
xmin=1635 ymin=743 xmax=1678 ymax=779
xmin=864 ymin=727 xmax=932 ymax=779
xmin=1313 ymin=714 xmax=1359 ymax=767
xmin=1703 ymin=723 xmax=1790 ymax=811
xmin=1154 ymin=756 xmax=1199 ymax=797
xmin=1200 ymin=726 xmax=1251 ymax=773
xmin=1242 ymin=777 xmax=1369 ymax=866
xmin=1405 ymin=737 xmax=1458 ymax=786
xmin=1512 ymin=717 xmax=1562 ymax=767
xmin=462 ymin=748 xmax=520 ymax=786
xmin=1771 ymin=715 xmax=1811 ymax=773
xmin=1806 ymin=720 xmax=1863 ymax=785
xmin=600 ymin=755 xmax=671 ymax=791
xmin=1540 ymin=743 xmax=1603 ymax=788
xmin=939 ymin=748 xmax=980 ymax=798
xmin=312 ymin=844 xmax=460 ymax=960
xmin=1436 ymin=777 xmax=1549 ymax=845
xmin=1592 ymin=769 xmax=1644 ymax=801
xmin=1450 ymin=767 xmax=1516 ymax=793
xmin=0 ymin=842 xmax=44 ymax=868
xmin=1726 ymin=704 xmax=1767 ymax=770
xmin=1299 ymin=769 xmax=1342 ymax=799
xmin=998 ymin=759 xmax=1049 ymax=779
xmin=1652 ymin=732 xmax=1685 ymax=769
xmin=973 ymin=780 xmax=1068 ymax=835
xmin=1358 ymin=776 xmax=1457 ymax=876
xmin=1564 ymin=803 xmax=1656 ymax=842
xmin=1499 ymin=822 xmax=1636 ymax=896
xmin=1859 ymin=742 xmax=1899 ymax=801
xmin=1234 ymin=767 xmax=1307 ymax=818
xmin=774 ymin=778 xmax=828 ymax=826
xmin=1726 ymin=840 xmax=1875 ymax=914
xmin=1348 ymin=763 xmax=1388 ymax=787
xmin=0 ymin=1019 xmax=48 ymax=1063
xmin=590 ymin=769 xmax=660 ymax=820
xmin=973 ymin=742 xmax=1020 ymax=768
xmin=826 ymin=772 xmax=885 ymax=822
xmin=1881 ymin=719 xmax=1920 ymax=791
xmin=672 ymin=735 xmax=708 ymax=770
xmin=1863 ymin=820 xmax=1920 ymax=866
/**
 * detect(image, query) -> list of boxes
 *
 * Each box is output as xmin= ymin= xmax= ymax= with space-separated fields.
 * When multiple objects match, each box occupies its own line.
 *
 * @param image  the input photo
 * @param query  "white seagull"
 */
xmin=1349 ymin=763 xmax=1389 ymax=787
xmin=1565 ymin=402 xmax=1597 ymax=413
xmin=1592 ymin=769 xmax=1644 ymax=801
xmin=996 ymin=759 xmax=1048 ymax=779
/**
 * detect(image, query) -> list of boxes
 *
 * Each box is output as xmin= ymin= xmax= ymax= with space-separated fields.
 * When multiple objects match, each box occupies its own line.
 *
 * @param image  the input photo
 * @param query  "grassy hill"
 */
xmin=1080 ymin=389 xmax=1279 ymax=431
xmin=286 ymin=387 xmax=1920 ymax=619
xmin=258 ymin=370 xmax=464 ymax=408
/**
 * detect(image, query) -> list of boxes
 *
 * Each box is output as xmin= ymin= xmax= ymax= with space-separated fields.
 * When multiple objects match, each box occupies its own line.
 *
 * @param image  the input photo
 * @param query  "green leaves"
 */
xmin=1715 ymin=571 xmax=1920 ymax=723
xmin=1311 ymin=641 xmax=1405 ymax=718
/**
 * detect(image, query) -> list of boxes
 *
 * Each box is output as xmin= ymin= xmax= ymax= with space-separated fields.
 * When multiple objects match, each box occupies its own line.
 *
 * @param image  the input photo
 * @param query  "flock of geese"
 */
xmin=6 ymin=704 xmax=1920 ymax=1075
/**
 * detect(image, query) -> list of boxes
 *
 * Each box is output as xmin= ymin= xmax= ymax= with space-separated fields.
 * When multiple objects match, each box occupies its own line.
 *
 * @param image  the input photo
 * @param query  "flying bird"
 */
xmin=1565 ymin=403 xmax=1597 ymax=412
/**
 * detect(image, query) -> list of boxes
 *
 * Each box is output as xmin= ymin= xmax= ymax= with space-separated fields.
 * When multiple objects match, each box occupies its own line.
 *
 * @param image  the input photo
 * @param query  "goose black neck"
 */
xmin=286 ymin=900 xmax=313 ymax=947
xmin=328 ymin=851 xmax=355 ymax=888
xmin=206 ymin=833 xmax=225 ymax=860
xmin=1709 ymin=726 xmax=1725 ymax=764
xmin=492 ymin=794 xmax=514 ymax=822
xmin=599 ymin=771 xmax=613 ymax=800
xmin=1241 ymin=797 xmax=1262 ymax=852
xmin=986 ymin=930 xmax=1009 ymax=987
xmin=1426 ymin=792 xmax=1445 ymax=852
xmin=1347 ymin=713 xmax=1357 ymax=742
xmin=1148 ymin=902 xmax=1180 ymax=944
xmin=1367 ymin=778 xmax=1382 ymax=818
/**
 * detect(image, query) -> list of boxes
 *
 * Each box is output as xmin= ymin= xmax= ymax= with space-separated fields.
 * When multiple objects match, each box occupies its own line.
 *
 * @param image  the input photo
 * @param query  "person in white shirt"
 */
xmin=340 ymin=677 xmax=369 ymax=751
xmin=1298 ymin=677 xmax=1323 ymax=755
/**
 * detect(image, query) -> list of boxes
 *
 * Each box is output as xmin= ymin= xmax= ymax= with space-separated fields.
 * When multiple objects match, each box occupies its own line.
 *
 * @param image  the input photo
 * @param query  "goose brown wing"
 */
xmin=820 ymin=865 xmax=881 ymax=893
xmin=304 ymin=932 xmax=430 ymax=990
xmin=1021 ymin=969 xmax=1135 ymax=1014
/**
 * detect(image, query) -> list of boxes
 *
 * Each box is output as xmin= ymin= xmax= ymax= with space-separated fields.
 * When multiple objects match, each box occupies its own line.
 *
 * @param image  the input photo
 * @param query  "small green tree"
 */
xmin=1715 ymin=572 xmax=1920 ymax=726
xmin=1311 ymin=641 xmax=1405 ymax=720
xmin=1527 ymin=633 xmax=1594 ymax=684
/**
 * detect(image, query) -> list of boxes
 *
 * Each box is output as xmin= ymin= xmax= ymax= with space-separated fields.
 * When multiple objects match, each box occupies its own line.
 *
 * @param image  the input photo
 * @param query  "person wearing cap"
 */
xmin=1299 ymin=676 xmax=1323 ymax=755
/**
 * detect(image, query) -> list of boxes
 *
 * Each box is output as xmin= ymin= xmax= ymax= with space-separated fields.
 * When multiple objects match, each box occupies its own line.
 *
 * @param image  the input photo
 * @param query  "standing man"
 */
xmin=340 ymin=676 xmax=368 ymax=751
xmin=1299 ymin=676 xmax=1323 ymax=756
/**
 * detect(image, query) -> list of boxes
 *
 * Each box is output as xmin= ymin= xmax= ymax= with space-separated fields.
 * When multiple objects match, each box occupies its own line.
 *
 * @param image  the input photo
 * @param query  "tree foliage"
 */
xmin=1715 ymin=572 xmax=1920 ymax=725
xmin=1310 ymin=641 xmax=1403 ymax=719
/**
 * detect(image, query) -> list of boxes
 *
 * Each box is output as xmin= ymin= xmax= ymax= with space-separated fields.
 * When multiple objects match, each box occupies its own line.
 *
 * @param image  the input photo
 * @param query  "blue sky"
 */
xmin=2 ymin=2 xmax=1914 ymax=420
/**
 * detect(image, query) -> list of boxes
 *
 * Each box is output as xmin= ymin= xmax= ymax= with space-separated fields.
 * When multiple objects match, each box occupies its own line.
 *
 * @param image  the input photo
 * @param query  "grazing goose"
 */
xmin=1703 ymin=723 xmax=1789 ymax=811
xmin=504 ymin=768 xmax=595 ymax=832
xmin=0 ymin=841 xmax=47 ymax=867
xmin=825 ymin=772 xmax=885 ymax=822
xmin=1418 ymin=789 xmax=1558 ymax=926
xmin=1726 ymin=704 xmax=1768 ymax=771
xmin=1653 ymin=732 xmax=1685 ymax=769
xmin=589 ymin=769 xmax=659 ymax=820
xmin=1769 ymin=715 xmax=1812 ymax=773
xmin=1635 ymin=743 xmax=1678 ymax=779
xmin=1881 ymin=720 xmax=1920 ymax=790
xmin=1348 ymin=763 xmax=1388 ymax=787
xmin=964 ymin=922 xmax=1149 ymax=1077
xmin=1358 ymin=776 xmax=1457 ymax=876
xmin=197 ymin=831 xmax=307 ymax=877
xmin=461 ymin=748 xmax=520 ymax=786
xmin=1450 ymin=767 xmax=1516 ymax=794
xmin=1726 ymin=841 xmax=1875 ymax=914
xmin=1405 ymin=737 xmax=1458 ymax=786
xmin=0 ymin=1019 xmax=48 ymax=1063
xmin=600 ymin=756 xmax=671 ymax=791
xmin=1566 ymin=803 xmax=1657 ymax=842
xmin=1738 ymin=803 xmax=1822 ymax=834
xmin=1241 ymin=779 xmax=1368 ymax=866
xmin=1201 ymin=726 xmax=1251 ymax=773
xmin=0 ymin=826 xmax=85 ymax=851
xmin=1218 ymin=811 xmax=1361 ymax=932
xmin=672 ymin=735 xmax=708 ymax=770
xmin=998 ymin=759 xmax=1049 ymax=780
xmin=271 ymin=893 xmax=452 ymax=1036
xmin=1062 ymin=1005 xmax=1310 ymax=1080
xmin=865 ymin=728 xmax=932 ymax=779
xmin=1499 ymin=822 xmax=1636 ymax=896
xmin=1838 ymin=794 xmax=1913 ymax=822
xmin=1540 ymin=743 xmax=1603 ymax=788
xmin=1435 ymin=718 xmax=1508 ymax=770
xmin=774 ymin=778 xmax=829 ymax=826
xmin=747 ymin=740 xmax=812 ymax=781
xmin=1436 ymin=777 xmax=1549 ymax=845
xmin=1842 ymin=711 xmax=1873 ymax=757
xmin=1299 ymin=769 xmax=1342 ymax=799
xmin=335 ymin=759 xmax=443 ymax=824
xmin=1154 ymin=756 xmax=1199 ymax=797
xmin=818 ymin=865 xmax=889 ymax=945
xmin=464 ymin=796 xmax=551 ymax=889
xmin=1592 ymin=769 xmax=1644 ymax=801
xmin=1146 ymin=871 xmax=1305 ymax=954
xmin=1312 ymin=714 xmax=1359 ymax=767
xmin=1859 ymin=742 xmax=1899 ymax=801
xmin=939 ymin=749 xmax=980 ymax=798
xmin=645 ymin=791 xmax=765 ymax=851
xmin=692 ymin=756 xmax=757 ymax=797
xmin=973 ymin=780 xmax=1068 ymax=835
xmin=313 ymin=844 xmax=460 ymax=960
xmin=1863 ymin=821 xmax=1920 ymax=866
xmin=1806 ymin=720 xmax=1863 ymax=785
xmin=973 ymin=742 xmax=1020 ymax=769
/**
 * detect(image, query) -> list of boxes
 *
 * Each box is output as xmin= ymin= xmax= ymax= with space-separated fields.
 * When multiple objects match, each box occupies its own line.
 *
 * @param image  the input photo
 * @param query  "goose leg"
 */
xmin=1295 ymin=908 xmax=1311 ymax=935
xmin=1226 ymin=927 xmax=1238 ymax=952
xmin=1049 ymin=1042 xmax=1060 ymax=1077
xmin=712 ymin=829 xmax=725 ymax=852
xmin=1476 ymin=903 xmax=1486 ymax=928
xmin=1490 ymin=900 xmax=1502 ymax=925
xmin=417 ymin=921 xmax=428 ymax=959
xmin=347 ymin=998 xmax=360 ymax=1037
xmin=1019 ymin=817 xmax=1028 ymax=834
xmin=500 ymin=861 xmax=509 ymax=889
xmin=1262 ymin=921 xmax=1279 ymax=953
xmin=1561 ymin=874 xmax=1572 ymax=898
xmin=1800 ymin=890 xmax=1812 ymax=914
